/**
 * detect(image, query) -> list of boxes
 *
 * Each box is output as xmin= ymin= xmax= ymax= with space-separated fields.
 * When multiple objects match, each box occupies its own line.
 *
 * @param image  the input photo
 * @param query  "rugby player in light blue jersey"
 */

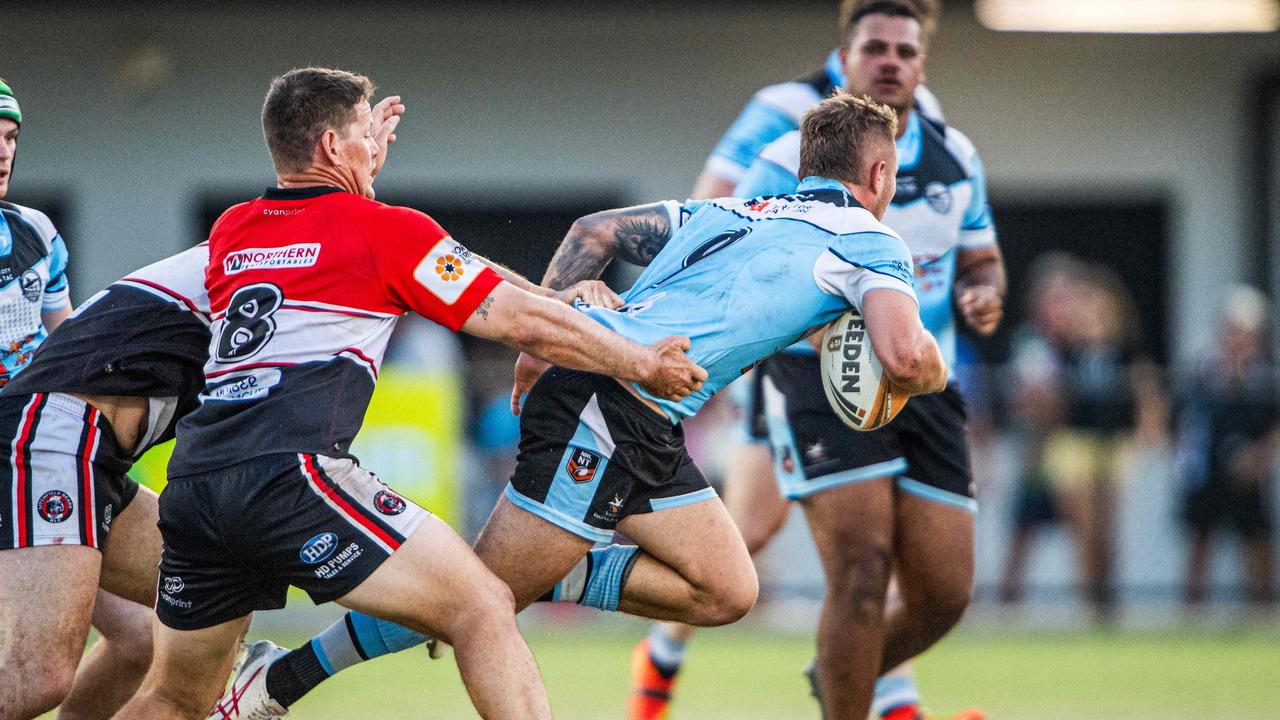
xmin=733 ymin=4 xmax=1004 ymax=718
xmin=463 ymin=92 xmax=948 ymax=678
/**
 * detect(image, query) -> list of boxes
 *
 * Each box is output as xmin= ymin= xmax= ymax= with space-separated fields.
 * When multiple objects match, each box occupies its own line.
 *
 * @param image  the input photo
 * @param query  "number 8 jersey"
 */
xmin=169 ymin=186 xmax=501 ymax=478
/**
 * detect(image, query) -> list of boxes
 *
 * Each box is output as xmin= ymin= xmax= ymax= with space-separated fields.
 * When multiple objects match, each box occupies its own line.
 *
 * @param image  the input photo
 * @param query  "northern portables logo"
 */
xmin=37 ymin=490 xmax=73 ymax=523
xmin=300 ymin=532 xmax=339 ymax=564
xmin=373 ymin=490 xmax=407 ymax=516
xmin=224 ymin=244 xmax=320 ymax=274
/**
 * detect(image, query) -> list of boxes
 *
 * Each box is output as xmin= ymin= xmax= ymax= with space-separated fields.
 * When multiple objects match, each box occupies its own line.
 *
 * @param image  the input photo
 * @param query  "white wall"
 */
xmin=6 ymin=3 xmax=1279 ymax=357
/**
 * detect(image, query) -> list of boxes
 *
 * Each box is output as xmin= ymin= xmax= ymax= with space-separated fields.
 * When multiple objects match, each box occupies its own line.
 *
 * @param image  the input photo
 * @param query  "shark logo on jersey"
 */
xmin=924 ymin=182 xmax=953 ymax=215
xmin=19 ymin=270 xmax=41 ymax=303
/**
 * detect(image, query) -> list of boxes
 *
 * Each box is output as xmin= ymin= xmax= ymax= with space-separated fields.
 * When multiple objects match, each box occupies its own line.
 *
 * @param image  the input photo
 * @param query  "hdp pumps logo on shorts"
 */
xmin=300 ymin=532 xmax=339 ymax=564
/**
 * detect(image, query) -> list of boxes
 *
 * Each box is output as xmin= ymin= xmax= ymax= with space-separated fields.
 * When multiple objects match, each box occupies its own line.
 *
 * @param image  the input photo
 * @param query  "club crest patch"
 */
xmin=37 ymin=490 xmax=73 ymax=523
xmin=565 ymin=447 xmax=602 ymax=483
xmin=413 ymin=237 xmax=481 ymax=304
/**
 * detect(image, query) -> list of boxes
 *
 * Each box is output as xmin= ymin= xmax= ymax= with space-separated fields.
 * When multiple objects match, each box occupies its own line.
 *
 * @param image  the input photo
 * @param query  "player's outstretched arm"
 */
xmin=541 ymin=203 xmax=675 ymax=290
xmin=463 ymin=281 xmax=706 ymax=401
xmin=861 ymin=288 xmax=948 ymax=396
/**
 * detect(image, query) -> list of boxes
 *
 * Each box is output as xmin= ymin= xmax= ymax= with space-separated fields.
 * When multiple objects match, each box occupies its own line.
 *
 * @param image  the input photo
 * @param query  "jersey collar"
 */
xmin=795 ymin=176 xmax=863 ymax=208
xmin=262 ymin=186 xmax=346 ymax=201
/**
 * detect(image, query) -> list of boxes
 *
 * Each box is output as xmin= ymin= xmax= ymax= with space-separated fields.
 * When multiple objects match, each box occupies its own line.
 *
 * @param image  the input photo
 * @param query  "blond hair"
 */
xmin=798 ymin=91 xmax=898 ymax=184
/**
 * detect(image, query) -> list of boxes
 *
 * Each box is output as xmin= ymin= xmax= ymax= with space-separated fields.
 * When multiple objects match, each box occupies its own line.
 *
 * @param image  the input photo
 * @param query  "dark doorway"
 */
xmin=962 ymin=197 xmax=1171 ymax=364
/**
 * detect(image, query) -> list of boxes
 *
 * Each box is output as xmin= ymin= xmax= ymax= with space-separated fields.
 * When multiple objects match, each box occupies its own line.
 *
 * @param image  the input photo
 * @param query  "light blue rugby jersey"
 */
xmin=0 ymin=202 xmax=71 ymax=383
xmin=706 ymin=49 xmax=944 ymax=183
xmin=577 ymin=177 xmax=916 ymax=423
xmin=733 ymin=110 xmax=996 ymax=367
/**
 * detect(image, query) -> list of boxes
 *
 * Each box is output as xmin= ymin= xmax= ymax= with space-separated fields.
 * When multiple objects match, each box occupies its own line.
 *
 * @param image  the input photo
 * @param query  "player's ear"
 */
xmin=868 ymin=159 xmax=888 ymax=197
xmin=321 ymin=128 xmax=343 ymax=167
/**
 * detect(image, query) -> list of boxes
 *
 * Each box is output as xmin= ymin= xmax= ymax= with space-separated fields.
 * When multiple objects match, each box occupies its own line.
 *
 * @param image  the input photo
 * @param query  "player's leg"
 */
xmin=878 ymin=490 xmax=975 ymax=673
xmin=97 ymin=484 xmax=161 ymax=606
xmin=335 ymin=512 xmax=552 ymax=719
xmin=0 ymin=547 xmax=100 ymax=720
xmin=112 ymin=617 xmax=250 ymax=720
xmin=631 ymin=439 xmax=785 ymax=720
xmin=57 ymin=590 xmax=155 ymax=720
xmin=876 ymin=387 xmax=979 ymax=720
xmin=0 ymin=393 xmax=139 ymax=720
xmin=800 ymin=477 xmax=897 ymax=719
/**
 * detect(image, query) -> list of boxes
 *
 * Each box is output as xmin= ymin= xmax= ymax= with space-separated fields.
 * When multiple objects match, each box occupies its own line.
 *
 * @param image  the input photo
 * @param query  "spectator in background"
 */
xmin=1000 ymin=254 xmax=1166 ymax=623
xmin=1177 ymin=285 xmax=1277 ymax=611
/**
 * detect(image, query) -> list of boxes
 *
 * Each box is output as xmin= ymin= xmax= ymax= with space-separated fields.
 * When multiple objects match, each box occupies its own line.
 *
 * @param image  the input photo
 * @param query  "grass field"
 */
xmin=240 ymin=623 xmax=1280 ymax=720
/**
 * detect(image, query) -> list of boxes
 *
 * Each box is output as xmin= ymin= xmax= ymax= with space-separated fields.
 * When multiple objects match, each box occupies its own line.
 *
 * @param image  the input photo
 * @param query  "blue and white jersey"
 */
xmin=706 ymin=49 xmax=944 ymax=183
xmin=0 ymin=202 xmax=71 ymax=384
xmin=733 ymin=111 xmax=996 ymax=367
xmin=578 ymin=176 xmax=916 ymax=423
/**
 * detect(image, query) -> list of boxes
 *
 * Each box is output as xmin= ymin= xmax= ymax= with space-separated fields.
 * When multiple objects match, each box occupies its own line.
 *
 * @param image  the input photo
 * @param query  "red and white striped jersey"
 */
xmin=171 ymin=186 xmax=501 ymax=477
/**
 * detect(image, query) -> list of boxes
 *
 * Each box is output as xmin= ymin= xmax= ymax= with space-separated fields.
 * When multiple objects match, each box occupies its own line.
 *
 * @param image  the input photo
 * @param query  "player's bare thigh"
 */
xmin=473 ymin=495 xmax=594 ymax=611
xmin=616 ymin=496 xmax=758 ymax=624
xmin=99 ymin=484 xmax=161 ymax=607
xmin=339 ymin=510 xmax=532 ymax=639
xmin=720 ymin=443 xmax=789 ymax=555
xmin=0 ymin=545 xmax=101 ymax=716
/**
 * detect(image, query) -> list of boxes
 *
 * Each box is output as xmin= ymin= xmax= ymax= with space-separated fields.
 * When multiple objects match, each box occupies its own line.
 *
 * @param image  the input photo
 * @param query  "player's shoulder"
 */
xmin=751 ymin=73 xmax=827 ymax=123
xmin=757 ymin=130 xmax=802 ymax=171
xmin=0 ymin=200 xmax=58 ymax=245
xmin=922 ymin=117 xmax=983 ymax=176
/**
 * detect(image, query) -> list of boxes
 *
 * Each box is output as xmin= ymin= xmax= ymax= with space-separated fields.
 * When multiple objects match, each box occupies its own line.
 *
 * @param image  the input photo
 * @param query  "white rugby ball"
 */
xmin=820 ymin=310 xmax=908 ymax=431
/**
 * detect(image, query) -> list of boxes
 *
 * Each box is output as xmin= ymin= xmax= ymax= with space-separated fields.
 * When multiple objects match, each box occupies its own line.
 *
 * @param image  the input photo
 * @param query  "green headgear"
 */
xmin=0 ymin=79 xmax=21 ymax=126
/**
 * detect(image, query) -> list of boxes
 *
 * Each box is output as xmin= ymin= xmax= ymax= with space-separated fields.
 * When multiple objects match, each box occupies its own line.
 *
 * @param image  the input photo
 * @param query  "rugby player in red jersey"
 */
xmin=113 ymin=67 xmax=705 ymax=720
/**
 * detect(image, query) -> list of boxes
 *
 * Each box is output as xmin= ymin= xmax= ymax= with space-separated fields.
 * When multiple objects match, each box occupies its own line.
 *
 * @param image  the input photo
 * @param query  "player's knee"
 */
xmin=829 ymin=542 xmax=893 ymax=622
xmin=451 ymin=572 xmax=519 ymax=633
xmin=922 ymin=576 xmax=972 ymax=632
xmin=110 ymin=625 xmax=156 ymax=675
xmin=0 ymin=661 xmax=76 ymax=718
xmin=689 ymin=567 xmax=758 ymax=626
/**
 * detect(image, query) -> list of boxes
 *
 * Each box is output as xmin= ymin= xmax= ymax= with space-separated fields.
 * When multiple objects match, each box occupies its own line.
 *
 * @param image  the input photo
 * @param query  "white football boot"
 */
xmin=207 ymin=640 xmax=290 ymax=719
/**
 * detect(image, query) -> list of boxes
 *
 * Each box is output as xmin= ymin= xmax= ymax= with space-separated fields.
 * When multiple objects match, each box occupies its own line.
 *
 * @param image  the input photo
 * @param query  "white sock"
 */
xmin=646 ymin=624 xmax=687 ymax=674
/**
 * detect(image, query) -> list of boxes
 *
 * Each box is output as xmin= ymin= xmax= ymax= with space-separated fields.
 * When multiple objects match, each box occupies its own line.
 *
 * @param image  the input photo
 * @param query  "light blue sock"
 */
xmin=871 ymin=673 xmax=921 ymax=717
xmin=312 ymin=611 xmax=428 ymax=676
xmin=579 ymin=545 xmax=641 ymax=612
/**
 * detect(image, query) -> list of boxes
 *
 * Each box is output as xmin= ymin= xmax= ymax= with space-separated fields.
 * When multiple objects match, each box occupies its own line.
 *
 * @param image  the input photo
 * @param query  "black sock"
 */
xmin=264 ymin=644 xmax=330 ymax=709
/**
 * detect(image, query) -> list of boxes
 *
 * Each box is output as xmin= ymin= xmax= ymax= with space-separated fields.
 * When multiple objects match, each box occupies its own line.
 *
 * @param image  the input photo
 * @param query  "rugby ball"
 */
xmin=820 ymin=310 xmax=908 ymax=431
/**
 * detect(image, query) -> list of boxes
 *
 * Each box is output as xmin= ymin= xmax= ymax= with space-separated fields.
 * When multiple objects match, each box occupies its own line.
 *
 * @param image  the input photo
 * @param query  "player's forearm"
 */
xmin=885 ymin=334 xmax=947 ymax=396
xmin=542 ymin=218 xmax=615 ymax=290
xmin=954 ymin=249 xmax=1007 ymax=296
xmin=478 ymin=257 xmax=554 ymax=298
xmin=497 ymin=292 xmax=655 ymax=383
xmin=543 ymin=204 xmax=674 ymax=290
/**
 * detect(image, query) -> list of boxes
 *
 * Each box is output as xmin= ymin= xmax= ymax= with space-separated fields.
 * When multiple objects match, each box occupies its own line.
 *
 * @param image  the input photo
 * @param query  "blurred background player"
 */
xmin=1176 ymin=285 xmax=1278 ymax=612
xmin=1000 ymin=255 xmax=1166 ymax=624
xmin=631 ymin=3 xmax=995 ymax=719
xmin=0 ymin=76 xmax=157 ymax=720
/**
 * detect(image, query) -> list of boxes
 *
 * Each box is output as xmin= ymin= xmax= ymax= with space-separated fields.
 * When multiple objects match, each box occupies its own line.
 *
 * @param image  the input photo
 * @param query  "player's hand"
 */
xmin=510 ymin=351 xmax=552 ymax=416
xmin=639 ymin=336 xmax=707 ymax=401
xmin=370 ymin=95 xmax=405 ymax=179
xmin=552 ymin=280 xmax=624 ymax=309
xmin=957 ymin=285 xmax=1003 ymax=336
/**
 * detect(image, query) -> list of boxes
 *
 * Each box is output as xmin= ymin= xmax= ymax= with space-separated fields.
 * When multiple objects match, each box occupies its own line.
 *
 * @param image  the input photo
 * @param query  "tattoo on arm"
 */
xmin=542 ymin=204 xmax=673 ymax=290
xmin=475 ymin=295 xmax=494 ymax=320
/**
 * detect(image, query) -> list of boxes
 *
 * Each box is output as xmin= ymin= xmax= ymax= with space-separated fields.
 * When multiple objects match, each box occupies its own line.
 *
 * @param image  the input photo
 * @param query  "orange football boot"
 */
xmin=627 ymin=639 xmax=678 ymax=720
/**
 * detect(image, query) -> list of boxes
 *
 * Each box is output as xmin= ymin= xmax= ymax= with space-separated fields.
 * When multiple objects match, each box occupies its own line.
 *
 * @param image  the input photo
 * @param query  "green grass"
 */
xmin=251 ymin=624 xmax=1280 ymax=720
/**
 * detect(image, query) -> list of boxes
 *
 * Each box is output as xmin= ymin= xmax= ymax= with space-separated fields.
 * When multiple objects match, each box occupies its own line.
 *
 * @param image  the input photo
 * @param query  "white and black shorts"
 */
xmin=0 ymin=392 xmax=139 ymax=552
xmin=155 ymin=453 xmax=429 ymax=630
